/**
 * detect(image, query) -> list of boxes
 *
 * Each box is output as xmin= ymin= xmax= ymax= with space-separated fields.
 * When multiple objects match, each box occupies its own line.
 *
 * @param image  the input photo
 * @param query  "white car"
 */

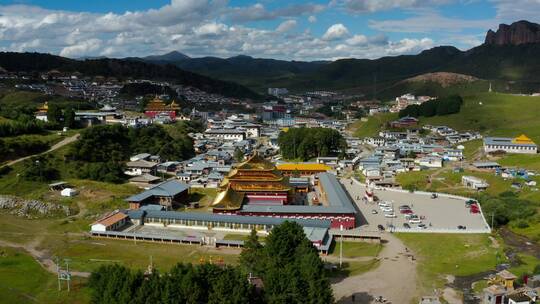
xmin=381 ymin=207 xmax=394 ymax=213
xmin=378 ymin=202 xmax=390 ymax=207
xmin=384 ymin=213 xmax=397 ymax=218
xmin=409 ymin=218 xmax=422 ymax=224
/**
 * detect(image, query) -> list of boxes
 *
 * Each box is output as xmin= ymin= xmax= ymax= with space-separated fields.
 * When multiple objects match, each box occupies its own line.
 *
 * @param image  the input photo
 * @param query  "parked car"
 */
xmin=403 ymin=223 xmax=411 ymax=229
xmin=405 ymin=214 xmax=418 ymax=220
xmin=431 ymin=193 xmax=438 ymax=199
xmin=417 ymin=224 xmax=427 ymax=229
xmin=384 ymin=213 xmax=397 ymax=218
xmin=400 ymin=209 xmax=413 ymax=214
xmin=399 ymin=205 xmax=410 ymax=210
xmin=457 ymin=225 xmax=467 ymax=230
xmin=381 ymin=207 xmax=393 ymax=212
xmin=378 ymin=202 xmax=391 ymax=207
xmin=409 ymin=218 xmax=422 ymax=224
xmin=371 ymin=209 xmax=378 ymax=214
xmin=377 ymin=224 xmax=385 ymax=231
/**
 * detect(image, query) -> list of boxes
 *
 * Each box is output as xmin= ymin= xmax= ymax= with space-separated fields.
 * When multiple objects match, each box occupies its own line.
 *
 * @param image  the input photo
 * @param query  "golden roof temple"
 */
xmin=36 ymin=101 xmax=49 ymax=113
xmin=211 ymin=185 xmax=245 ymax=211
xmin=145 ymin=97 xmax=180 ymax=112
xmin=512 ymin=134 xmax=535 ymax=145
xmin=212 ymin=152 xmax=292 ymax=212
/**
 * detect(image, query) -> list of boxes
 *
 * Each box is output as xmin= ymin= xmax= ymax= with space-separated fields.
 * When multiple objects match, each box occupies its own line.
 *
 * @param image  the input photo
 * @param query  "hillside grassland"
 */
xmin=397 ymin=234 xmax=504 ymax=294
xmin=0 ymin=246 xmax=91 ymax=304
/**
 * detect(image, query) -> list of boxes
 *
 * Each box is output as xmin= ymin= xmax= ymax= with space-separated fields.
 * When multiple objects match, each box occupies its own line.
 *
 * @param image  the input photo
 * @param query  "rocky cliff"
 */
xmin=485 ymin=20 xmax=540 ymax=45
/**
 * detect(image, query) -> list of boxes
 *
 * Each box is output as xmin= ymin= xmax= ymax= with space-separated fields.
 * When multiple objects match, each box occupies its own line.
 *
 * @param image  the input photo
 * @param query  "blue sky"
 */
xmin=0 ymin=0 xmax=536 ymax=60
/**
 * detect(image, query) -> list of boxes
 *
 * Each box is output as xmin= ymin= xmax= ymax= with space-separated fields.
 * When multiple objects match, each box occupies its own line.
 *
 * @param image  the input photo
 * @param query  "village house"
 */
xmin=462 ymin=175 xmax=489 ymax=190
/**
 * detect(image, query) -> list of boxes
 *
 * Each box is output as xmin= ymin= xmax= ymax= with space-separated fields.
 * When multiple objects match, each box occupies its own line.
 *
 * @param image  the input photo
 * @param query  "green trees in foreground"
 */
xmin=88 ymin=222 xmax=334 ymax=304
xmin=278 ymin=127 xmax=347 ymax=161
xmin=67 ymin=123 xmax=195 ymax=182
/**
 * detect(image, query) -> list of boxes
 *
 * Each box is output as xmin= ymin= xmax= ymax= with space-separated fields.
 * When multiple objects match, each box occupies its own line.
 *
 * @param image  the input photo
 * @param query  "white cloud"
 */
xmin=322 ymin=23 xmax=349 ymax=40
xmin=346 ymin=34 xmax=368 ymax=46
xmin=368 ymin=10 xmax=495 ymax=33
xmin=337 ymin=0 xmax=453 ymax=13
xmin=60 ymin=38 xmax=102 ymax=57
xmin=228 ymin=3 xmax=325 ymax=22
xmin=308 ymin=15 xmax=317 ymax=23
xmin=0 ymin=2 xmax=447 ymax=61
xmin=387 ymin=38 xmax=434 ymax=55
xmin=194 ymin=22 xmax=228 ymax=36
xmin=276 ymin=20 xmax=297 ymax=33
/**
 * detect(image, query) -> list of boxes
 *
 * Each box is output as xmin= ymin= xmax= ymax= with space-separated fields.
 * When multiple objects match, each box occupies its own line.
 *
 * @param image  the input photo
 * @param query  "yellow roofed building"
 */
xmin=277 ymin=163 xmax=331 ymax=176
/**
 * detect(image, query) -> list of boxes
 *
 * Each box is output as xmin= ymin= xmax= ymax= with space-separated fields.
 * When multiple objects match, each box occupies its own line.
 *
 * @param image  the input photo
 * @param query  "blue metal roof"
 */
xmin=317 ymin=173 xmax=356 ymax=212
xmin=125 ymin=180 xmax=190 ymax=202
xmin=484 ymin=137 xmax=537 ymax=147
xmin=125 ymin=209 xmax=331 ymax=228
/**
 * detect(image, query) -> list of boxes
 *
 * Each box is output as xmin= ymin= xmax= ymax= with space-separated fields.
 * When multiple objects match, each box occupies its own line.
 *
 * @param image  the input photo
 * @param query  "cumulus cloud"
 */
xmin=322 ymin=24 xmax=349 ymax=40
xmin=276 ymin=20 xmax=297 ymax=33
xmin=336 ymin=0 xmax=453 ymax=13
xmin=346 ymin=34 xmax=368 ymax=46
xmin=0 ymin=1 xmax=445 ymax=61
xmin=194 ymin=22 xmax=228 ymax=36
xmin=228 ymin=3 xmax=325 ymax=22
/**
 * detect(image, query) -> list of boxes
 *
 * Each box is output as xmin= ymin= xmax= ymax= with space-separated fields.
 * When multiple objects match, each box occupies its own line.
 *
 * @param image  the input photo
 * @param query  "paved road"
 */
xmin=1 ymin=133 xmax=80 ymax=168
xmin=331 ymin=233 xmax=417 ymax=304
xmin=330 ymin=178 xmax=418 ymax=304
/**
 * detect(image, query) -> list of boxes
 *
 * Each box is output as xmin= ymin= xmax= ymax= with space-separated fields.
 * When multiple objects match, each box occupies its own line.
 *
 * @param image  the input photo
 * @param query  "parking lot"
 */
xmin=342 ymin=179 xmax=491 ymax=233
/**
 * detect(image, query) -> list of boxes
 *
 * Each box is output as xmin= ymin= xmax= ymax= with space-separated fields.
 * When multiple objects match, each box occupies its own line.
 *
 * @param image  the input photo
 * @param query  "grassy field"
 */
xmin=397 ymin=234 xmax=503 ymax=294
xmin=328 ymin=259 xmax=381 ymax=278
xmin=352 ymin=113 xmax=397 ymax=138
xmin=0 ymin=246 xmax=91 ymax=304
xmin=330 ymin=241 xmax=382 ymax=259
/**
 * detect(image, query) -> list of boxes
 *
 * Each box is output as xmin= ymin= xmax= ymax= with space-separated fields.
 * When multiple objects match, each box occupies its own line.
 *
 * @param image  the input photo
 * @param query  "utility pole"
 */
xmin=339 ymin=225 xmax=343 ymax=268
xmin=57 ymin=257 xmax=71 ymax=292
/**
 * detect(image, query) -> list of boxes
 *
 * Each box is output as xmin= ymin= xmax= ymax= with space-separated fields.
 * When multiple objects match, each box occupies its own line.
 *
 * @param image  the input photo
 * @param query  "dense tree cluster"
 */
xmin=129 ymin=125 xmax=195 ymax=161
xmin=67 ymin=124 xmax=194 ymax=182
xmin=278 ymin=127 xmax=347 ymax=161
xmin=398 ymin=95 xmax=463 ymax=118
xmin=478 ymin=191 xmax=537 ymax=227
xmin=20 ymin=156 xmax=59 ymax=181
xmin=0 ymin=137 xmax=49 ymax=163
xmin=87 ymin=222 xmax=334 ymax=304
xmin=240 ymin=222 xmax=334 ymax=304
xmin=88 ymin=263 xmax=254 ymax=304
xmin=0 ymin=120 xmax=45 ymax=137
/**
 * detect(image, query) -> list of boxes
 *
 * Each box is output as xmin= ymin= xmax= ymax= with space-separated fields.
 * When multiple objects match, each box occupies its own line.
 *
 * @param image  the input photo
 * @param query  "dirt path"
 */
xmin=0 ymin=239 xmax=90 ymax=278
xmin=1 ymin=133 xmax=79 ymax=168
xmin=331 ymin=233 xmax=417 ymax=304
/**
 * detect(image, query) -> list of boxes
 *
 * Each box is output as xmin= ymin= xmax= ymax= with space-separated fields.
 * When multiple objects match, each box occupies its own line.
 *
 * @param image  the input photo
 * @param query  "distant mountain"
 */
xmin=143 ymin=51 xmax=190 ymax=62
xmin=131 ymin=53 xmax=326 ymax=92
xmin=485 ymin=20 xmax=540 ymax=45
xmin=0 ymin=52 xmax=261 ymax=100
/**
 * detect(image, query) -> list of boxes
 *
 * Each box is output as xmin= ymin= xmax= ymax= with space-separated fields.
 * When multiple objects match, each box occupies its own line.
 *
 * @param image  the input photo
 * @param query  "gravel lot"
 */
xmin=342 ymin=179 xmax=490 ymax=233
